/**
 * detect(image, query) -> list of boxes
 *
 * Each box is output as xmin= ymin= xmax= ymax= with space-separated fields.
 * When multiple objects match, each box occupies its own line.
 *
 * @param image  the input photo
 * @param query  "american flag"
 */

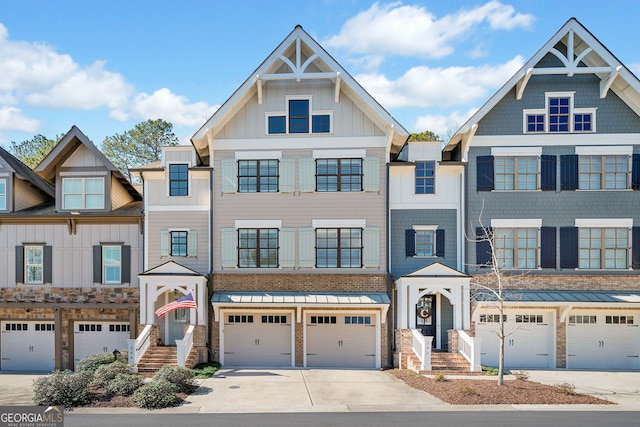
xmin=155 ymin=292 xmax=197 ymax=318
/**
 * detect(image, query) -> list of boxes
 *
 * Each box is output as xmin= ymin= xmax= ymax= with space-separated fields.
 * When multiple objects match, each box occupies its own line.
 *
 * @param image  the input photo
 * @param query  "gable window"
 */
xmin=415 ymin=161 xmax=435 ymax=194
xmin=579 ymin=155 xmax=628 ymax=189
xmin=238 ymin=160 xmax=279 ymax=192
xmin=495 ymin=228 xmax=538 ymax=269
xmin=266 ymin=97 xmax=332 ymax=135
xmin=548 ymin=96 xmax=570 ymax=132
xmin=289 ymin=99 xmax=309 ymax=133
xmin=25 ymin=246 xmax=44 ymax=284
xmin=169 ymin=164 xmax=188 ymax=196
xmin=268 ymin=116 xmax=286 ymax=134
xmin=171 ymin=231 xmax=188 ymax=257
xmin=93 ymin=244 xmax=130 ymax=284
xmin=523 ymin=92 xmax=596 ymax=133
xmin=495 ymin=157 xmax=538 ymax=190
xmin=316 ymin=228 xmax=362 ymax=268
xmin=238 ymin=228 xmax=279 ymax=268
xmin=316 ymin=158 xmax=362 ymax=192
xmin=579 ymin=228 xmax=628 ymax=269
xmin=0 ymin=178 xmax=6 ymax=210
xmin=62 ymin=177 xmax=104 ymax=209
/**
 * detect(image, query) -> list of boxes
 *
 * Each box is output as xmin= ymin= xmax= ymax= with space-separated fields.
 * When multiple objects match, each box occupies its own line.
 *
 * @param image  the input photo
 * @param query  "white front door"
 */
xmin=74 ymin=322 xmax=130 ymax=369
xmin=1 ymin=321 xmax=55 ymax=371
xmin=305 ymin=313 xmax=377 ymax=368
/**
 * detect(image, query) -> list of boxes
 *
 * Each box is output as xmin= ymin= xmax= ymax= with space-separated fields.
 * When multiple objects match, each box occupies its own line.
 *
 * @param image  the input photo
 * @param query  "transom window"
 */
xmin=103 ymin=245 xmax=122 ymax=284
xmin=316 ymin=228 xmax=362 ymax=268
xmin=62 ymin=177 xmax=104 ymax=209
xmin=0 ymin=178 xmax=6 ymax=210
xmin=415 ymin=230 xmax=434 ymax=257
xmin=238 ymin=160 xmax=279 ymax=192
xmin=415 ymin=161 xmax=435 ymax=194
xmin=25 ymin=245 xmax=43 ymax=284
xmin=495 ymin=157 xmax=538 ymax=190
xmin=169 ymin=164 xmax=188 ymax=196
xmin=568 ymin=315 xmax=597 ymax=324
xmin=606 ymin=315 xmax=634 ymax=324
xmin=238 ymin=228 xmax=279 ymax=268
xmin=579 ymin=228 xmax=628 ymax=269
xmin=494 ymin=228 xmax=538 ymax=269
xmin=316 ymin=158 xmax=362 ymax=192
xmin=579 ymin=155 xmax=629 ymax=190
xmin=171 ymin=231 xmax=188 ymax=257
xmin=267 ymin=98 xmax=331 ymax=134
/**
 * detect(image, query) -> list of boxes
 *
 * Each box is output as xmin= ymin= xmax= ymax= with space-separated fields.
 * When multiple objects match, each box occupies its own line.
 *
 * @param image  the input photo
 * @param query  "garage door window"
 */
xmin=515 ymin=314 xmax=544 ymax=323
xmin=479 ymin=314 xmax=506 ymax=323
xmin=262 ymin=315 xmax=287 ymax=323
xmin=109 ymin=324 xmax=130 ymax=332
xmin=310 ymin=316 xmax=336 ymax=324
xmin=79 ymin=324 xmax=101 ymax=332
xmin=228 ymin=315 xmax=253 ymax=323
xmin=345 ymin=316 xmax=371 ymax=325
xmin=568 ymin=315 xmax=596 ymax=324
xmin=5 ymin=323 xmax=28 ymax=331
xmin=606 ymin=315 xmax=634 ymax=324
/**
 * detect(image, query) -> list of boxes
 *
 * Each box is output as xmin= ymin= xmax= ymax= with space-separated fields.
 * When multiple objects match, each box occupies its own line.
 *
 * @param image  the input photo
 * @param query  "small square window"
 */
xmin=268 ymin=116 xmax=286 ymax=134
xmin=169 ymin=164 xmax=188 ymax=196
xmin=526 ymin=114 xmax=545 ymax=132
xmin=312 ymin=115 xmax=330 ymax=133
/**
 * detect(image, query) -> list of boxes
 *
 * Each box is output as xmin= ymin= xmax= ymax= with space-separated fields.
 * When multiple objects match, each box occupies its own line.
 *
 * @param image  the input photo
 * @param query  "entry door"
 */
xmin=168 ymin=308 xmax=189 ymax=345
xmin=416 ymin=295 xmax=436 ymax=343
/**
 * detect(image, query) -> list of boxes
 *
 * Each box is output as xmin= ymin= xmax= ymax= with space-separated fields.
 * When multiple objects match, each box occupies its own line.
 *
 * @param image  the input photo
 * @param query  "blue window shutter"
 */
xmin=476 ymin=156 xmax=494 ymax=191
xmin=540 ymin=227 xmax=556 ymax=269
xmin=187 ymin=230 xmax=198 ymax=257
xmin=560 ymin=155 xmax=578 ymax=191
xmin=160 ymin=230 xmax=170 ymax=257
xmin=435 ymin=229 xmax=445 ymax=257
xmin=93 ymin=245 xmax=102 ymax=283
xmin=632 ymin=154 xmax=640 ymax=190
xmin=363 ymin=226 xmax=380 ymax=268
xmin=221 ymin=228 xmax=237 ymax=268
xmin=15 ymin=246 xmax=24 ymax=283
xmin=221 ymin=158 xmax=238 ymax=193
xmin=43 ymin=245 xmax=52 ymax=284
xmin=405 ymin=229 xmax=416 ymax=257
xmin=632 ymin=227 xmax=640 ymax=269
xmin=279 ymin=158 xmax=296 ymax=193
xmin=121 ymin=245 xmax=131 ymax=283
xmin=560 ymin=227 xmax=578 ymax=269
xmin=363 ymin=157 xmax=380 ymax=192
xmin=299 ymin=158 xmax=315 ymax=193
xmin=476 ymin=227 xmax=492 ymax=267
xmin=279 ymin=228 xmax=296 ymax=268
xmin=540 ymin=155 xmax=557 ymax=191
xmin=298 ymin=227 xmax=315 ymax=268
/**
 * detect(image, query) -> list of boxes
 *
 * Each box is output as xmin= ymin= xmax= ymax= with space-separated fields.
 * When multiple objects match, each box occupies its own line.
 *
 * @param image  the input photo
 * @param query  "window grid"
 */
xmin=171 ymin=231 xmax=188 ymax=257
xmin=495 ymin=228 xmax=537 ymax=269
xmin=238 ymin=228 xmax=279 ymax=268
xmin=310 ymin=316 xmax=337 ymax=324
xmin=568 ymin=315 xmax=597 ymax=324
xmin=606 ymin=315 xmax=634 ymax=324
xmin=415 ymin=161 xmax=435 ymax=194
xmin=495 ymin=156 xmax=537 ymax=190
xmin=169 ymin=164 xmax=188 ymax=196
xmin=261 ymin=315 xmax=287 ymax=324
xmin=548 ymin=97 xmax=570 ymax=132
xmin=579 ymin=155 xmax=629 ymax=190
xmin=289 ymin=99 xmax=309 ymax=133
xmin=479 ymin=314 xmax=506 ymax=323
xmin=316 ymin=158 xmax=362 ymax=192
xmin=268 ymin=116 xmax=286 ymax=134
xmin=25 ymin=245 xmax=43 ymax=284
xmin=316 ymin=228 xmax=362 ymax=268
xmin=312 ymin=115 xmax=330 ymax=133
xmin=0 ymin=178 xmax=6 ymax=210
xmin=526 ymin=114 xmax=545 ymax=132
xmin=228 ymin=315 xmax=254 ymax=323
xmin=415 ymin=230 xmax=434 ymax=257
xmin=238 ymin=159 xmax=279 ymax=193
xmin=344 ymin=316 xmax=371 ymax=325
xmin=579 ymin=228 xmax=628 ymax=269
xmin=574 ymin=113 xmax=592 ymax=131
xmin=515 ymin=314 xmax=544 ymax=323
xmin=103 ymin=246 xmax=122 ymax=284
xmin=62 ymin=177 xmax=104 ymax=209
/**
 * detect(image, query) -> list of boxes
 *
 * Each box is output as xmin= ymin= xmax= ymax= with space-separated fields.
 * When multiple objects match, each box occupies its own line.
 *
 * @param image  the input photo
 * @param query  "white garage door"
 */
xmin=567 ymin=310 xmax=640 ymax=370
xmin=223 ymin=312 xmax=293 ymax=367
xmin=306 ymin=313 xmax=377 ymax=368
xmin=1 ymin=321 xmax=55 ymax=371
xmin=74 ymin=322 xmax=131 ymax=369
xmin=476 ymin=310 xmax=554 ymax=369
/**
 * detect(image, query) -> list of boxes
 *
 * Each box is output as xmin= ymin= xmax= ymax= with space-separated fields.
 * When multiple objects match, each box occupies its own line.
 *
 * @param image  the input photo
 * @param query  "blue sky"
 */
xmin=2 ymin=0 xmax=640 ymax=147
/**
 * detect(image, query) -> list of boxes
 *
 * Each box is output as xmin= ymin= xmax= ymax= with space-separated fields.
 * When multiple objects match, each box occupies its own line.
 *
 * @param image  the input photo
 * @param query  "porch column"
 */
xmin=451 ymin=285 xmax=462 ymax=330
xmin=462 ymin=280 xmax=471 ymax=330
xmin=396 ymin=279 xmax=409 ymax=329
xmin=140 ymin=280 xmax=147 ymax=324
xmin=408 ymin=285 xmax=420 ymax=329
xmin=197 ymin=281 xmax=206 ymax=325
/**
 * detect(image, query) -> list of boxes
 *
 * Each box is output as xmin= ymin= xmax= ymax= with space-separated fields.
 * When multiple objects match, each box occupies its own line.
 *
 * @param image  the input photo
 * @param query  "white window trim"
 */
xmin=235 ymin=220 xmax=282 ymax=229
xmin=168 ymin=228 xmax=191 ymax=232
xmin=61 ymin=177 xmax=105 ymax=210
xmin=312 ymin=219 xmax=366 ymax=228
xmin=24 ymin=245 xmax=44 ymax=285
xmin=491 ymin=219 xmax=542 ymax=228
xmin=166 ymin=162 xmax=191 ymax=198
xmin=546 ymin=92 xmax=574 ymax=133
xmin=313 ymin=149 xmax=366 ymax=159
xmin=573 ymin=107 xmax=597 ymax=133
xmin=265 ymin=111 xmax=286 ymax=135
xmin=0 ymin=177 xmax=6 ymax=211
xmin=412 ymin=225 xmax=438 ymax=231
xmin=575 ymin=218 xmax=633 ymax=228
xmin=491 ymin=147 xmax=542 ymax=157
xmin=575 ymin=146 xmax=633 ymax=156
xmin=311 ymin=110 xmax=334 ymax=134
xmin=412 ymin=226 xmax=437 ymax=258
xmin=235 ymin=151 xmax=282 ymax=160
xmin=102 ymin=245 xmax=122 ymax=284
xmin=522 ymin=109 xmax=545 ymax=133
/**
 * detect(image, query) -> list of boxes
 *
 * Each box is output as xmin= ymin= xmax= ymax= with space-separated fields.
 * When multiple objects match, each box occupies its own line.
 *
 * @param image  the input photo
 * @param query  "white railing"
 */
xmin=176 ymin=325 xmax=194 ymax=367
xmin=458 ymin=330 xmax=482 ymax=372
xmin=411 ymin=329 xmax=432 ymax=371
xmin=127 ymin=324 xmax=153 ymax=372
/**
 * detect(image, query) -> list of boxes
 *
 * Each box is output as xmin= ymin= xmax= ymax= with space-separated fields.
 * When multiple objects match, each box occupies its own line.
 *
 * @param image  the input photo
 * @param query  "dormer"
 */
xmin=0 ymin=146 xmax=54 ymax=213
xmin=35 ymin=126 xmax=141 ymax=213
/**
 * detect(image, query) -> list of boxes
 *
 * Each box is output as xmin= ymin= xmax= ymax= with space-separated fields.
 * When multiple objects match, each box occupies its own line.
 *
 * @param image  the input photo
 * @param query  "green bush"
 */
xmin=131 ymin=379 xmax=180 ymax=409
xmin=75 ymin=353 xmax=116 ymax=373
xmin=191 ymin=361 xmax=220 ymax=379
xmin=105 ymin=373 xmax=145 ymax=396
xmin=153 ymin=365 xmax=197 ymax=393
xmin=33 ymin=370 xmax=93 ymax=407
xmin=89 ymin=362 xmax=131 ymax=388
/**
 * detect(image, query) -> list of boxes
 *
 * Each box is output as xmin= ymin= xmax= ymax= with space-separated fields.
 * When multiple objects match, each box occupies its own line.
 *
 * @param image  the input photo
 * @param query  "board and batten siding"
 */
xmin=143 ymin=171 xmax=210 ymax=207
xmin=61 ymin=144 xmax=103 ymax=168
xmin=0 ymin=223 xmax=142 ymax=287
xmin=147 ymin=210 xmax=209 ymax=275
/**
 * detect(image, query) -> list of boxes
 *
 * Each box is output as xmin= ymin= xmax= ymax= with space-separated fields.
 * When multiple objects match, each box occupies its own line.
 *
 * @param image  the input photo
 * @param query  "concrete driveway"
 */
xmin=0 ymin=372 xmax=46 ymax=406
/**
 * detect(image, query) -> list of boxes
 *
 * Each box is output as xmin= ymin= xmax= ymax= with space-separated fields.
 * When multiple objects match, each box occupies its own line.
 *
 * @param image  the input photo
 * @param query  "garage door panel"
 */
xmin=74 ymin=322 xmax=130 ymax=369
xmin=1 ymin=321 xmax=55 ymax=372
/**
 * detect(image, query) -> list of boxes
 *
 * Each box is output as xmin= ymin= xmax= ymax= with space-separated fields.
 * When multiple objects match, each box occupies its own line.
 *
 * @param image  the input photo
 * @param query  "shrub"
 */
xmin=76 ymin=353 xmax=116 ymax=374
xmin=482 ymin=366 xmax=499 ymax=376
xmin=459 ymin=386 xmax=478 ymax=396
xmin=554 ymin=382 xmax=576 ymax=395
xmin=132 ymin=379 xmax=180 ymax=409
xmin=191 ymin=361 xmax=220 ymax=379
xmin=89 ymin=362 xmax=131 ymax=388
xmin=33 ymin=370 xmax=93 ymax=407
xmin=105 ymin=373 xmax=145 ymax=396
xmin=432 ymin=373 xmax=448 ymax=382
xmin=513 ymin=370 xmax=529 ymax=381
xmin=153 ymin=365 xmax=197 ymax=393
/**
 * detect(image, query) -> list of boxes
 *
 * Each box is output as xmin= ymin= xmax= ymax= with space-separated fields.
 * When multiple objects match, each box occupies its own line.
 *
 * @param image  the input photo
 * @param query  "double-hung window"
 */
xmin=494 ymin=228 xmax=538 ymax=269
xmin=62 ymin=177 xmax=104 ymax=209
xmin=103 ymin=246 xmax=122 ymax=284
xmin=415 ymin=230 xmax=435 ymax=257
xmin=579 ymin=228 xmax=628 ymax=269
xmin=579 ymin=155 xmax=628 ymax=189
xmin=171 ymin=231 xmax=188 ymax=257
xmin=238 ymin=228 xmax=279 ymax=268
xmin=25 ymin=245 xmax=44 ymax=284
xmin=0 ymin=178 xmax=6 ymax=210
xmin=93 ymin=244 xmax=130 ymax=284
xmin=316 ymin=228 xmax=362 ymax=268
xmin=415 ymin=161 xmax=435 ymax=194
xmin=266 ymin=98 xmax=331 ymax=135
xmin=316 ymin=158 xmax=362 ymax=192
xmin=495 ymin=157 xmax=538 ymax=190
xmin=238 ymin=160 xmax=279 ymax=192
xmin=169 ymin=164 xmax=188 ymax=196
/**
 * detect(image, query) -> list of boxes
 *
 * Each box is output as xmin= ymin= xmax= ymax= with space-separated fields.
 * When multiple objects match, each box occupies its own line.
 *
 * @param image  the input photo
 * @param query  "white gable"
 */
xmin=406 ymin=262 xmax=467 ymax=277
xmin=140 ymin=261 xmax=203 ymax=277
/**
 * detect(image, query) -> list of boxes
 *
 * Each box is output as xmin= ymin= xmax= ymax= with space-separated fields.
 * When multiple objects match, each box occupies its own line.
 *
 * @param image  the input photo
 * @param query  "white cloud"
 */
xmin=325 ymin=1 xmax=534 ymax=59
xmin=356 ymin=55 xmax=525 ymax=109
xmin=0 ymin=106 xmax=39 ymax=132
xmin=629 ymin=63 xmax=640 ymax=77
xmin=413 ymin=108 xmax=477 ymax=140
xmin=111 ymin=88 xmax=219 ymax=127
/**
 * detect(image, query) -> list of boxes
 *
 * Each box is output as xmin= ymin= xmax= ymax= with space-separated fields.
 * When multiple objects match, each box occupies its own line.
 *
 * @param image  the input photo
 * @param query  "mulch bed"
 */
xmin=388 ymin=369 xmax=613 ymax=405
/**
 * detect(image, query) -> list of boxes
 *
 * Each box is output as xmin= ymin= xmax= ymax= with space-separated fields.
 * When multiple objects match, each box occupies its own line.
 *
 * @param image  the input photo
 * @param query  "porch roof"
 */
xmin=473 ymin=289 xmax=640 ymax=304
xmin=211 ymin=291 xmax=391 ymax=305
